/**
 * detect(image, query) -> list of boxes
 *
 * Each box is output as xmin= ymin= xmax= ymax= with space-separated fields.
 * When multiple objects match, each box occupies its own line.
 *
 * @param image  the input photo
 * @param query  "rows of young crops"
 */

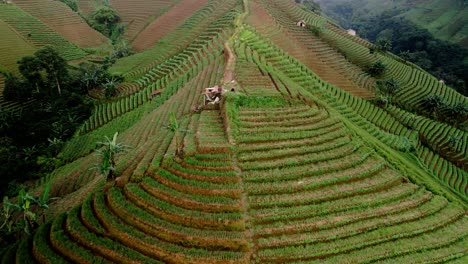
xmin=387 ymin=105 xmax=468 ymax=166
xmin=234 ymin=27 xmax=467 ymax=203
xmin=77 ymin=11 xmax=236 ymax=136
xmin=235 ymin=27 xmax=414 ymax=152
xmin=111 ymin=0 xmax=240 ymax=78
xmin=111 ymin=0 xmax=177 ymax=41
xmin=20 ymin=105 xmax=251 ymax=263
xmin=132 ymin=0 xmax=209 ymax=51
xmin=235 ymin=58 xmax=281 ymax=96
xmin=0 ymin=19 xmax=36 ymax=73
xmin=13 ymin=0 xmax=108 ymax=48
xmin=47 ymin=56 xmax=225 ymax=206
xmin=0 ymin=4 xmax=87 ymax=60
xmin=227 ymin=97 xmax=468 ymax=263
xmin=256 ymin=0 xmax=375 ymax=99
xmin=265 ymin=0 xmax=467 ymax=112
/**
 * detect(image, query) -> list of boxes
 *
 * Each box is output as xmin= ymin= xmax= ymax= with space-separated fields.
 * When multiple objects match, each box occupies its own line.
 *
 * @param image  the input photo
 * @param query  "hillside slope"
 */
xmin=314 ymin=0 xmax=468 ymax=48
xmin=0 ymin=0 xmax=467 ymax=263
xmin=12 ymin=0 xmax=108 ymax=48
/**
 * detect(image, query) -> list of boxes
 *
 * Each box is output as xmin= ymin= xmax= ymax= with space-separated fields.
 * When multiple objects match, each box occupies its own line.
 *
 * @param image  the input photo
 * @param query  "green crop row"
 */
xmin=257 ymin=192 xmax=442 ymax=248
xmin=32 ymin=222 xmax=68 ymax=263
xmin=252 ymin=184 xmax=420 ymax=225
xmin=142 ymin=177 xmax=241 ymax=209
xmin=240 ymin=143 xmax=360 ymax=171
xmin=124 ymin=183 xmax=244 ymax=231
xmin=245 ymin=161 xmax=386 ymax=196
xmin=286 ymin=214 xmax=467 ymax=263
xmin=106 ymin=188 xmax=247 ymax=250
xmin=158 ymin=169 xmax=241 ymax=196
xmin=50 ymin=213 xmax=106 ymax=263
xmin=243 ymin=151 xmax=372 ymax=183
xmin=111 ymin=0 xmax=239 ymax=78
xmin=249 ymin=170 xmax=401 ymax=209
xmin=258 ymin=199 xmax=463 ymax=262
xmin=238 ymin=137 xmax=351 ymax=162
xmin=168 ymin=161 xmax=237 ymax=177
xmin=66 ymin=206 xmax=158 ymax=263
xmin=0 ymin=4 xmax=86 ymax=60
xmin=92 ymin=191 xmax=245 ymax=262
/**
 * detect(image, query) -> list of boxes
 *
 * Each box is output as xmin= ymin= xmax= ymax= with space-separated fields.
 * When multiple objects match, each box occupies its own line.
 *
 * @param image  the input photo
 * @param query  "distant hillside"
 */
xmin=314 ymin=0 xmax=468 ymax=49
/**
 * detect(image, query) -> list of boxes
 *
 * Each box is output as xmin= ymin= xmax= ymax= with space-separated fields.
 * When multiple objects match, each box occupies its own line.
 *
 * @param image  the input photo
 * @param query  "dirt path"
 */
xmin=222 ymin=0 xmax=249 ymax=85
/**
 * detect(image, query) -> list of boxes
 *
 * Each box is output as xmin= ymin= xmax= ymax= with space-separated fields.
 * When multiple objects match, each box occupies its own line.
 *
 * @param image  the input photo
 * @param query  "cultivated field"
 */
xmin=0 ymin=19 xmax=36 ymax=73
xmin=1 ymin=0 xmax=467 ymax=263
xmin=13 ymin=0 xmax=108 ymax=48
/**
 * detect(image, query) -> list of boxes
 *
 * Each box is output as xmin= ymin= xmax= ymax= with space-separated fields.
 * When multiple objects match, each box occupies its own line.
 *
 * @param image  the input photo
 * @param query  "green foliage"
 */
xmin=367 ymin=61 xmax=387 ymax=77
xmin=90 ymin=6 xmax=122 ymax=41
xmin=376 ymin=78 xmax=400 ymax=96
xmin=375 ymin=38 xmax=392 ymax=52
xmin=421 ymin=94 xmax=445 ymax=118
xmin=3 ymin=73 xmax=31 ymax=101
xmin=0 ymin=182 xmax=51 ymax=240
xmin=58 ymin=0 xmax=78 ymax=12
xmin=75 ymin=62 xmax=123 ymax=95
xmin=92 ymin=132 xmax=128 ymax=181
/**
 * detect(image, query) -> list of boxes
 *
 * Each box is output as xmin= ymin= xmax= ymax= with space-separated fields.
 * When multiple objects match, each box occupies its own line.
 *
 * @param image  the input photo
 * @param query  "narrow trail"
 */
xmin=224 ymin=0 xmax=257 ymax=262
xmin=223 ymin=0 xmax=249 ymax=84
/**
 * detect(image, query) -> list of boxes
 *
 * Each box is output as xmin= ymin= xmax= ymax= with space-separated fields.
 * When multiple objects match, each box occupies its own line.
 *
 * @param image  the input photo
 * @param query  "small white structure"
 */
xmin=296 ymin=20 xmax=307 ymax=28
xmin=439 ymin=79 xmax=445 ymax=84
xmin=347 ymin=29 xmax=357 ymax=36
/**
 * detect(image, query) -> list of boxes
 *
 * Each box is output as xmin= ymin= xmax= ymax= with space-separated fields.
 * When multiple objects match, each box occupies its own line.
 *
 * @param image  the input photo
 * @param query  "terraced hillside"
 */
xmin=0 ymin=3 xmax=87 ymax=61
xmin=1 ymin=0 xmax=467 ymax=263
xmin=12 ymin=0 xmax=108 ymax=48
xmin=0 ymin=19 xmax=36 ymax=73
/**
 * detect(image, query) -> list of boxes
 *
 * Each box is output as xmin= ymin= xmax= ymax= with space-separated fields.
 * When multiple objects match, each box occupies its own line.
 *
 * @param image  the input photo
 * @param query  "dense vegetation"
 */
xmin=0 ymin=46 xmax=126 ymax=197
xmin=310 ymin=0 xmax=468 ymax=96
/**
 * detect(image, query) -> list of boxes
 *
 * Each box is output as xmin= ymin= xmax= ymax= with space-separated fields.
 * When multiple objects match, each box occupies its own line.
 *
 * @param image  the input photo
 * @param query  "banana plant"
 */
xmin=92 ymin=132 xmax=129 ymax=181
xmin=1 ymin=181 xmax=51 ymax=236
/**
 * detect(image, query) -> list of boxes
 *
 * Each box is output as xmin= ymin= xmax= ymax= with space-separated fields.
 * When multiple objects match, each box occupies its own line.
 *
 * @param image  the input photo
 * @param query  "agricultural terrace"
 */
xmin=132 ymin=0 xmax=209 ymax=51
xmin=259 ymin=0 xmax=467 ymax=114
xmin=0 ymin=19 xmax=36 ymax=73
xmin=111 ymin=0 xmax=178 ymax=42
xmin=0 ymin=4 xmax=87 ymax=60
xmin=1 ymin=0 xmax=467 ymax=263
xmin=12 ymin=0 xmax=108 ymax=48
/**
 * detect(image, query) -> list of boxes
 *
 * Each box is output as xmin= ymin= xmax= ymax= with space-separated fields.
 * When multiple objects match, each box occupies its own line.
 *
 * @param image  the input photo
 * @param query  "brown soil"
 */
xmin=14 ymin=0 xmax=108 ymax=48
xmin=132 ymin=0 xmax=209 ymax=51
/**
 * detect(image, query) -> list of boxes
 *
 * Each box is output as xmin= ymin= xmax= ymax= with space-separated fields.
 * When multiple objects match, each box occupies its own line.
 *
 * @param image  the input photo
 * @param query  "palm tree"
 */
xmin=376 ymin=38 xmax=392 ymax=52
xmin=93 ymin=132 xmax=128 ymax=181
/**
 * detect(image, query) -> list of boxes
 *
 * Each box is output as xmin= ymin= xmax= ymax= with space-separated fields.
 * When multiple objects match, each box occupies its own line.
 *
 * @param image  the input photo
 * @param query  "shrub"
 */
xmin=367 ymin=61 xmax=387 ymax=77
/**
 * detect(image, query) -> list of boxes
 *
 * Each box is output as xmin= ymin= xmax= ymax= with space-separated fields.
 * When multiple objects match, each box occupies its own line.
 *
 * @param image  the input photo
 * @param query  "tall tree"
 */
xmin=35 ymin=46 xmax=68 ymax=95
xmin=18 ymin=56 xmax=43 ymax=93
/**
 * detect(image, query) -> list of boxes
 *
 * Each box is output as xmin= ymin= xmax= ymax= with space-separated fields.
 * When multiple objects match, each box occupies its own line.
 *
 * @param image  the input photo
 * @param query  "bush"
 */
xmin=367 ymin=61 xmax=387 ymax=77
xmin=59 ymin=0 xmax=78 ymax=12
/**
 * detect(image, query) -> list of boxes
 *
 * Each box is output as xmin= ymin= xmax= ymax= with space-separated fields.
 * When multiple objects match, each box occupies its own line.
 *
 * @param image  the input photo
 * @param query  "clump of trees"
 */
xmin=373 ymin=78 xmax=400 ymax=107
xmin=90 ymin=6 xmax=124 ymax=42
xmin=0 ymin=47 xmax=97 ymax=197
xmin=353 ymin=13 xmax=468 ymax=96
xmin=367 ymin=61 xmax=387 ymax=77
xmin=4 ymin=46 xmax=68 ymax=100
